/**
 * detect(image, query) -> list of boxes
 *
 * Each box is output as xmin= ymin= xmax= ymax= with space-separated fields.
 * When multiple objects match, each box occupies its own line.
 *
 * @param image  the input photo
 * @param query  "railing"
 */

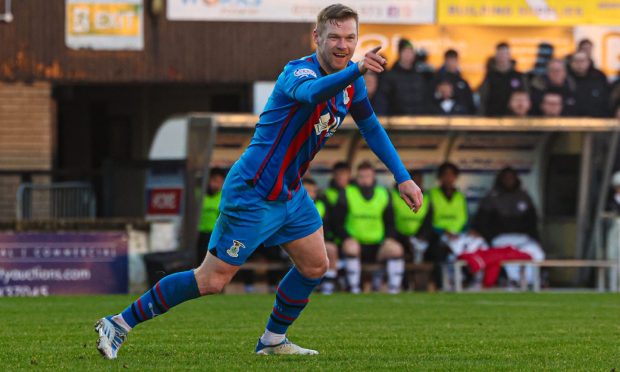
xmin=16 ymin=182 xmax=96 ymax=220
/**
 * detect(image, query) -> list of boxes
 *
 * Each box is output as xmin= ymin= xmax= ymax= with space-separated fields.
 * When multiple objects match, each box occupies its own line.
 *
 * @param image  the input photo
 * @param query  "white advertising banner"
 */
xmin=167 ymin=0 xmax=435 ymax=24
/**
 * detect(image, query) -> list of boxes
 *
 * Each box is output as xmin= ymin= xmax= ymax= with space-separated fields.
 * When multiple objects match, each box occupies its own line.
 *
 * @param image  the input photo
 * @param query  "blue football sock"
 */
xmin=266 ymin=266 xmax=322 ymax=335
xmin=120 ymin=270 xmax=200 ymax=328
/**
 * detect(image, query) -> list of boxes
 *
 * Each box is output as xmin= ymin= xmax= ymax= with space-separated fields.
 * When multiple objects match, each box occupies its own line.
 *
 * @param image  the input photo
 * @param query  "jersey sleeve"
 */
xmin=279 ymin=60 xmax=321 ymax=100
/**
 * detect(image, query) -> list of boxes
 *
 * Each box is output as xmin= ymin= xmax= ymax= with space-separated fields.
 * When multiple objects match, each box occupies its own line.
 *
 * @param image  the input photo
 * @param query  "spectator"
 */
xmin=323 ymin=161 xmax=351 ymax=247
xmin=527 ymin=42 xmax=554 ymax=81
xmin=373 ymin=38 xmax=430 ymax=115
xmin=472 ymin=167 xmax=544 ymax=286
xmin=530 ymin=59 xmax=578 ymax=116
xmin=572 ymin=38 xmax=607 ymax=81
xmin=479 ymin=42 xmax=528 ymax=116
xmin=197 ymin=167 xmax=226 ymax=263
xmin=425 ymin=162 xmax=469 ymax=288
xmin=507 ymin=89 xmax=531 ymax=117
xmin=414 ymin=47 xmax=435 ymax=82
xmin=430 ymin=78 xmax=471 ymax=115
xmin=391 ymin=170 xmax=432 ymax=263
xmin=539 ymin=90 xmax=564 ymax=117
xmin=434 ymin=49 xmax=476 ymax=114
xmin=337 ymin=161 xmax=404 ymax=294
xmin=568 ymin=51 xmax=610 ymax=117
xmin=305 ymin=177 xmax=338 ymax=295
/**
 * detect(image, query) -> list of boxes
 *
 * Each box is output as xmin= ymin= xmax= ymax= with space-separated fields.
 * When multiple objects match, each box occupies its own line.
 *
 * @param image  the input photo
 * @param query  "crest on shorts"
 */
xmin=226 ymin=240 xmax=245 ymax=258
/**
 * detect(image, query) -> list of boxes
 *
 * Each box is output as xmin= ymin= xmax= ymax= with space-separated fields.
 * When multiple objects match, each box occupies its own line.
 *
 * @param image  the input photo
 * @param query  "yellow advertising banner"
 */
xmin=65 ymin=0 xmax=143 ymax=50
xmin=437 ymin=0 xmax=620 ymax=26
xmin=357 ymin=24 xmax=575 ymax=88
xmin=67 ymin=3 xmax=141 ymax=36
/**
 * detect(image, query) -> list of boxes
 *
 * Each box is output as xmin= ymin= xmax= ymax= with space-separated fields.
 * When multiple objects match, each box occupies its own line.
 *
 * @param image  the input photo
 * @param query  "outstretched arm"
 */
xmin=350 ymin=98 xmax=423 ymax=211
xmin=293 ymin=63 xmax=361 ymax=104
xmin=293 ymin=46 xmax=387 ymax=105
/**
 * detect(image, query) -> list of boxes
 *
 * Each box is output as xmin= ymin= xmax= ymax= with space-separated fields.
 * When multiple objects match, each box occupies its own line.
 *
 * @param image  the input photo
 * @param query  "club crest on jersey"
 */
xmin=343 ymin=85 xmax=351 ymax=105
xmin=226 ymin=240 xmax=245 ymax=258
xmin=314 ymin=113 xmax=341 ymax=137
xmin=294 ymin=68 xmax=317 ymax=79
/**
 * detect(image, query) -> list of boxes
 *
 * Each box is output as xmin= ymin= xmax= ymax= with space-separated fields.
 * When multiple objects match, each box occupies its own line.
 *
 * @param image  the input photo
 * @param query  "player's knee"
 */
xmin=379 ymin=238 xmax=404 ymax=259
xmin=298 ymin=259 xmax=329 ymax=279
xmin=343 ymin=238 xmax=361 ymax=257
xmin=195 ymin=275 xmax=228 ymax=295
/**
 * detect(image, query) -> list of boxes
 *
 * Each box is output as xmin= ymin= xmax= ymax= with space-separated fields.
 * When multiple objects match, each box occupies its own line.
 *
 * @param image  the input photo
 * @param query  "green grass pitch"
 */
xmin=1 ymin=293 xmax=619 ymax=370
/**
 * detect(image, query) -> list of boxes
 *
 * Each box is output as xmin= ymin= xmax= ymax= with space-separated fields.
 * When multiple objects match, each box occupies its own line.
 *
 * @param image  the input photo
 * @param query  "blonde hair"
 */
xmin=316 ymin=4 xmax=358 ymax=35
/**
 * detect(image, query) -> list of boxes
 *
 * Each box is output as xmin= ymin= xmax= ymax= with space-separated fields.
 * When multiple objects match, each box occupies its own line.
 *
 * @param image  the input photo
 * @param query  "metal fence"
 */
xmin=16 ymin=182 xmax=96 ymax=220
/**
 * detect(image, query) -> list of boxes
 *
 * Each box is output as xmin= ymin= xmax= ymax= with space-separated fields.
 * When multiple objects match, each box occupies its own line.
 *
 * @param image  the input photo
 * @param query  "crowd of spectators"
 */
xmin=369 ymin=38 xmax=620 ymax=119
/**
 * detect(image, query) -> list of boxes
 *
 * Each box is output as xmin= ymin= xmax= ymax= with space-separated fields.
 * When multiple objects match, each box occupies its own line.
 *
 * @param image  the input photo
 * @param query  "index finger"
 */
xmin=369 ymin=45 xmax=382 ymax=55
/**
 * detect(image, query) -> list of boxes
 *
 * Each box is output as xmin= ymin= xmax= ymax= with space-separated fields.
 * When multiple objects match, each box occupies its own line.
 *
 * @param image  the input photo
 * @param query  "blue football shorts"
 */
xmin=207 ymin=163 xmax=323 ymax=266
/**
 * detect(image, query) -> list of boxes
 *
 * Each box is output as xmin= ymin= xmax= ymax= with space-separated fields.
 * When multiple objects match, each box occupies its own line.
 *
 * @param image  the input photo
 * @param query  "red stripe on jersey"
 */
xmin=290 ymin=96 xmax=339 ymax=192
xmin=290 ymin=130 xmax=327 ymax=191
xmin=253 ymin=104 xmax=300 ymax=186
xmin=346 ymin=84 xmax=355 ymax=111
xmin=267 ymin=103 xmax=326 ymax=201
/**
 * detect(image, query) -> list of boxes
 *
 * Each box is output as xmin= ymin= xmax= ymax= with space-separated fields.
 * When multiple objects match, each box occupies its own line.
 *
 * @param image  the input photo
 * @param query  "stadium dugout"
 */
xmin=147 ymin=113 xmax=620 ymax=292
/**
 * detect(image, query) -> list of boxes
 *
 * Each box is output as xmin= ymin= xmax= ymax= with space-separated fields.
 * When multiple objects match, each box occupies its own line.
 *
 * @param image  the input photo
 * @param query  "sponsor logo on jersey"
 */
xmin=226 ymin=240 xmax=246 ymax=258
xmin=314 ymin=113 xmax=341 ymax=137
xmin=294 ymin=68 xmax=317 ymax=79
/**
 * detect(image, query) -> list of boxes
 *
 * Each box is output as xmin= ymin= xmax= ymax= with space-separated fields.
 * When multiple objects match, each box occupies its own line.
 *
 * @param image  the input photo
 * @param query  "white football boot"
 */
xmin=255 ymin=338 xmax=319 ymax=355
xmin=95 ymin=316 xmax=128 ymax=359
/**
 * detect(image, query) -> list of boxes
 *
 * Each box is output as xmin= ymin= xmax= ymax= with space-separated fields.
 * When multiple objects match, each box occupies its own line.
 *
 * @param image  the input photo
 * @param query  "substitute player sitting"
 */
xmin=95 ymin=3 xmax=422 ymax=358
xmin=338 ymin=161 xmax=406 ymax=294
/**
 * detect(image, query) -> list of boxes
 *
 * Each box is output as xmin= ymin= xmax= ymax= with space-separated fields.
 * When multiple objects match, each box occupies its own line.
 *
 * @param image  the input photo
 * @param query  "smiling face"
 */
xmin=313 ymin=17 xmax=358 ymax=74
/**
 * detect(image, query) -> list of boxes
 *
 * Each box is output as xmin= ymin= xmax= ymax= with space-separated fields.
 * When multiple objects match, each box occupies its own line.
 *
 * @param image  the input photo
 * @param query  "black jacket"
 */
xmin=478 ymin=59 xmax=527 ymax=116
xmin=473 ymin=188 xmax=539 ymax=243
xmin=433 ymin=67 xmax=476 ymax=114
xmin=529 ymin=74 xmax=578 ymax=116
xmin=569 ymin=69 xmax=610 ymax=117
xmin=373 ymin=62 xmax=431 ymax=116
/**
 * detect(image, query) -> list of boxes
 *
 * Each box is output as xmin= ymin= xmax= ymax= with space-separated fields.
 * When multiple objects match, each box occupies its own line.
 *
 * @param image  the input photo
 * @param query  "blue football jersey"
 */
xmin=235 ymin=53 xmax=368 ymax=201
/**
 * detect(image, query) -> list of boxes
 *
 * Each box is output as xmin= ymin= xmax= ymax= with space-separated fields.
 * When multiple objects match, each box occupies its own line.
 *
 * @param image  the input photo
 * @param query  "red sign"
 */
xmin=147 ymin=188 xmax=182 ymax=215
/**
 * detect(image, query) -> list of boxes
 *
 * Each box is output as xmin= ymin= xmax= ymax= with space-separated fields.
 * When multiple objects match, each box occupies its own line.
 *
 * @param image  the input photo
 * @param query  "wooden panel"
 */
xmin=0 ymin=1 xmax=314 ymax=83
xmin=0 ymin=82 xmax=53 ymax=170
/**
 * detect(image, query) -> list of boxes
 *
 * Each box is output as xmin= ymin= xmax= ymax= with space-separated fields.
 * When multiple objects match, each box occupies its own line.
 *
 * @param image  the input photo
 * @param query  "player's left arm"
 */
xmin=349 ymin=92 xmax=423 ymax=212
